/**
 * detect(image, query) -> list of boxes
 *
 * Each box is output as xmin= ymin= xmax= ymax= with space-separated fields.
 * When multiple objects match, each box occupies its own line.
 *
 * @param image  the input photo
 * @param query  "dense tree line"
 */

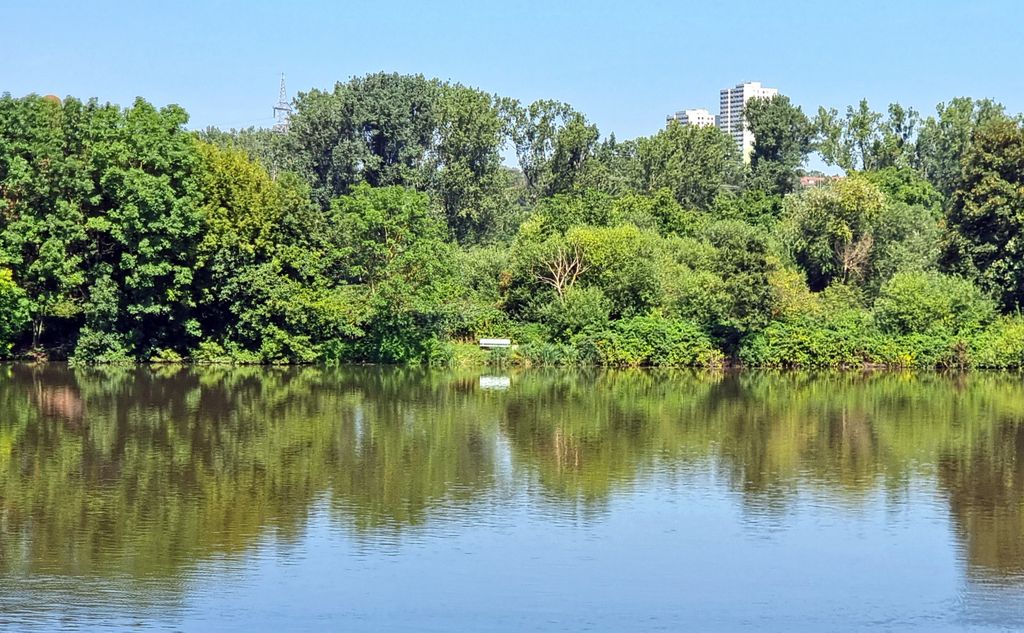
xmin=1 ymin=73 xmax=1023 ymax=367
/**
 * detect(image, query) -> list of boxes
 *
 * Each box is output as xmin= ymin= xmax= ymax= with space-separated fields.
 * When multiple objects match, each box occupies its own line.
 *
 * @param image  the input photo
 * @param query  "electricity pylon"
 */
xmin=272 ymin=73 xmax=292 ymax=134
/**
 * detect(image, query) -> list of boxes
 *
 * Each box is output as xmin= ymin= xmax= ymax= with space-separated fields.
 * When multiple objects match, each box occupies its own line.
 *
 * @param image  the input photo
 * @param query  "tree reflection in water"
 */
xmin=1 ymin=364 xmax=1023 ymax=590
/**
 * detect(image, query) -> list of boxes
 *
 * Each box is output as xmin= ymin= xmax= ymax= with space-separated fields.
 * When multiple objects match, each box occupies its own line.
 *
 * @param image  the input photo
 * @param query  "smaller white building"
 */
xmin=666 ymin=108 xmax=716 ymax=128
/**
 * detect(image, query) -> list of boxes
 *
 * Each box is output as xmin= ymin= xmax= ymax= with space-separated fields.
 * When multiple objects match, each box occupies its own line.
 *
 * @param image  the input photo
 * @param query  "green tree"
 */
xmin=916 ymin=97 xmax=1008 ymax=198
xmin=566 ymin=223 xmax=661 ymax=319
xmin=701 ymin=220 xmax=779 ymax=346
xmin=0 ymin=94 xmax=92 ymax=350
xmin=876 ymin=103 xmax=920 ymax=169
xmin=610 ymin=188 xmax=693 ymax=235
xmin=861 ymin=166 xmax=944 ymax=212
xmin=655 ymin=219 xmax=779 ymax=349
xmin=531 ymin=189 xmax=614 ymax=235
xmin=539 ymin=285 xmax=611 ymax=340
xmin=745 ymin=95 xmax=814 ymax=195
xmin=779 ymin=176 xmax=887 ymax=290
xmin=576 ymin=134 xmax=639 ymax=196
xmin=867 ymin=200 xmax=942 ymax=293
xmin=712 ymin=189 xmax=785 ymax=229
xmin=0 ymin=269 xmax=29 ymax=355
xmin=193 ymin=142 xmax=358 ymax=363
xmin=198 ymin=125 xmax=296 ymax=178
xmin=282 ymin=74 xmax=519 ymax=243
xmin=508 ymin=99 xmax=599 ymax=201
xmin=77 ymin=99 xmax=203 ymax=360
xmin=635 ymin=122 xmax=742 ymax=210
xmin=288 ymin=73 xmax=442 ymax=207
xmin=944 ymin=116 xmax=1024 ymax=310
xmin=874 ymin=271 xmax=994 ymax=336
xmin=816 ymin=100 xmax=919 ymax=172
xmin=433 ymin=85 xmax=517 ymax=243
xmin=327 ymin=184 xmax=458 ymax=362
xmin=0 ymin=95 xmax=203 ymax=361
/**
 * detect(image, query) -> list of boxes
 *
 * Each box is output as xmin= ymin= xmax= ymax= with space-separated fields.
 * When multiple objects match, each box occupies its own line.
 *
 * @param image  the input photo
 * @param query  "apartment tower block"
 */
xmin=718 ymin=81 xmax=778 ymax=161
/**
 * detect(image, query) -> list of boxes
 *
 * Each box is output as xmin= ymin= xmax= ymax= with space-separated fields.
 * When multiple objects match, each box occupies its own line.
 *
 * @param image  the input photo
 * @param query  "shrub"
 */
xmin=422 ymin=338 xmax=456 ymax=367
xmin=0 ymin=269 xmax=29 ymax=357
xmin=512 ymin=341 xmax=578 ymax=367
xmin=885 ymin=332 xmax=966 ymax=369
xmin=585 ymin=314 xmax=723 ymax=367
xmin=190 ymin=340 xmax=264 ymax=365
xmin=972 ymin=317 xmax=1024 ymax=369
xmin=506 ymin=321 xmax=549 ymax=347
xmin=768 ymin=266 xmax=818 ymax=320
xmin=443 ymin=342 xmax=491 ymax=367
xmin=70 ymin=329 xmax=134 ymax=365
xmin=874 ymin=271 xmax=995 ymax=336
xmin=150 ymin=348 xmax=185 ymax=363
xmin=539 ymin=286 xmax=611 ymax=340
xmin=740 ymin=306 xmax=974 ymax=369
xmin=191 ymin=340 xmax=231 ymax=364
xmin=487 ymin=346 xmax=512 ymax=366
xmin=739 ymin=309 xmax=881 ymax=368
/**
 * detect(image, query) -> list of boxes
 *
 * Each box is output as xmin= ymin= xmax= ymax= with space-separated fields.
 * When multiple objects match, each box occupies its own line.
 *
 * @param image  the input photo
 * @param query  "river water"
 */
xmin=1 ymin=365 xmax=1022 ymax=631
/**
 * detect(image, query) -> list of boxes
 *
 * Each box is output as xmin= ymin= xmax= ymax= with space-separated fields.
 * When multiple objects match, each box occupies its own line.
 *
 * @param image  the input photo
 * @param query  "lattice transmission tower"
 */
xmin=272 ymin=73 xmax=292 ymax=133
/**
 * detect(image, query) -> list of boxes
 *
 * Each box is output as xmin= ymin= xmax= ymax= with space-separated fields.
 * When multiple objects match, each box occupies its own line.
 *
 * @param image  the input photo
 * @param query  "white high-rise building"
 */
xmin=717 ymin=81 xmax=778 ymax=162
xmin=666 ymin=107 xmax=716 ymax=128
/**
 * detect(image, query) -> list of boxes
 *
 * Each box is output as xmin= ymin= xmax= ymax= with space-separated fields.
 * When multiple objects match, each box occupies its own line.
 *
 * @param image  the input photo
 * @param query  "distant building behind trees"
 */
xmin=719 ymin=82 xmax=779 ymax=161
xmin=798 ymin=174 xmax=843 ymax=188
xmin=667 ymin=81 xmax=780 ymax=162
xmin=666 ymin=107 xmax=716 ymax=128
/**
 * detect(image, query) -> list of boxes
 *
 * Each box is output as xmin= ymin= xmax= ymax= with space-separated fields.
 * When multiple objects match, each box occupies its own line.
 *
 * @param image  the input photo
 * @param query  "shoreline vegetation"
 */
xmin=2 ymin=74 xmax=1024 ymax=369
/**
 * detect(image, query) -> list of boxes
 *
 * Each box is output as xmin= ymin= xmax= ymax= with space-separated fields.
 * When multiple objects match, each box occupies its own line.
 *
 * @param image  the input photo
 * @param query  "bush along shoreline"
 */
xmin=3 ymin=79 xmax=1024 ymax=369
xmin=433 ymin=312 xmax=1024 ymax=371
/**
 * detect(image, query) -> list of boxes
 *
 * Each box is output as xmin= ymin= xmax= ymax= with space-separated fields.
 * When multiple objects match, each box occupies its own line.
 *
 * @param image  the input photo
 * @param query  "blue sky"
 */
xmin=3 ymin=0 xmax=1022 ymax=144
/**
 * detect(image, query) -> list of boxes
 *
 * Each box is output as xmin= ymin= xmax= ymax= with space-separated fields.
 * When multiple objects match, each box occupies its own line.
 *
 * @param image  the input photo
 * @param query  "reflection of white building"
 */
xmin=479 ymin=376 xmax=511 ymax=391
xmin=666 ymin=108 xmax=716 ymax=128
xmin=718 ymin=81 xmax=778 ymax=162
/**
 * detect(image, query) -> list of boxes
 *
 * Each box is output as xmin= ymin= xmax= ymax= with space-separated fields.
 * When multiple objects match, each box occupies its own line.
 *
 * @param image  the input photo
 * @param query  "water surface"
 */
xmin=1 ymin=365 xmax=1023 ymax=631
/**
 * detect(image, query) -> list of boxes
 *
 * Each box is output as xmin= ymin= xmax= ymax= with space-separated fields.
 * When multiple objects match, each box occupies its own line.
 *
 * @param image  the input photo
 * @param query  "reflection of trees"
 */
xmin=2 ymin=366 xmax=334 ymax=580
xmin=498 ymin=369 xmax=723 ymax=506
xmin=2 ymin=365 xmax=1024 ymax=588
xmin=323 ymin=367 xmax=500 ymax=532
xmin=938 ymin=418 xmax=1024 ymax=583
xmin=496 ymin=369 xmax=1024 ymax=583
xmin=0 ymin=365 xmax=499 ymax=581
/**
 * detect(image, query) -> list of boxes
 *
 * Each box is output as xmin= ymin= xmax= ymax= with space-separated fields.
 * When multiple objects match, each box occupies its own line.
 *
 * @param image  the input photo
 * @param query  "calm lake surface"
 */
xmin=1 ymin=365 xmax=1023 ymax=631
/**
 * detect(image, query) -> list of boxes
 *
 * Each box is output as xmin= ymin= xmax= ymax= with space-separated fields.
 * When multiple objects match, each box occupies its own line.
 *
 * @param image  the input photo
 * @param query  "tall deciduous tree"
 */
xmin=0 ymin=93 xmax=89 ymax=349
xmin=198 ymin=126 xmax=297 ymax=179
xmin=434 ymin=84 xmax=515 ymax=243
xmin=281 ymin=74 xmax=518 ymax=243
xmin=327 ymin=184 xmax=457 ymax=362
xmin=288 ymin=73 xmax=442 ymax=207
xmin=916 ymin=97 xmax=1007 ymax=198
xmin=816 ymin=100 xmax=919 ymax=172
xmin=745 ymin=95 xmax=814 ymax=195
xmin=193 ymin=141 xmax=355 ymax=363
xmin=944 ymin=116 xmax=1024 ymax=310
xmin=576 ymin=134 xmax=639 ymax=196
xmin=634 ymin=122 xmax=741 ymax=210
xmin=508 ymin=99 xmax=599 ymax=202
xmin=780 ymin=176 xmax=887 ymax=290
xmin=0 ymin=95 xmax=203 ymax=360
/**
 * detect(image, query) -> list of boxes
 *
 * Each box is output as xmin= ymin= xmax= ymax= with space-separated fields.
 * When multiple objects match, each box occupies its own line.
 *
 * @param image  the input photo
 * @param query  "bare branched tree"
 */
xmin=837 ymin=232 xmax=873 ymax=284
xmin=536 ymin=243 xmax=588 ymax=303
